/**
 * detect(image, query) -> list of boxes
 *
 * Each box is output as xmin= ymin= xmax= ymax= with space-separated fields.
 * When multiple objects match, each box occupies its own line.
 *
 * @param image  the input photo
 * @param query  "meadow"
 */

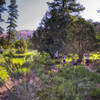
xmin=0 ymin=50 xmax=38 ymax=80
xmin=0 ymin=50 xmax=100 ymax=100
xmin=0 ymin=51 xmax=100 ymax=80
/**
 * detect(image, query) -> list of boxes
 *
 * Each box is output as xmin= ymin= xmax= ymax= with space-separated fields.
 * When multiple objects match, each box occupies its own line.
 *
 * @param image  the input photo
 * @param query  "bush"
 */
xmin=6 ymin=72 xmax=40 ymax=100
xmin=16 ymin=47 xmax=26 ymax=54
xmin=4 ymin=58 xmax=24 ymax=80
xmin=37 ymin=65 xmax=100 ymax=100
xmin=14 ymin=38 xmax=27 ymax=54
xmin=89 ymin=88 xmax=100 ymax=100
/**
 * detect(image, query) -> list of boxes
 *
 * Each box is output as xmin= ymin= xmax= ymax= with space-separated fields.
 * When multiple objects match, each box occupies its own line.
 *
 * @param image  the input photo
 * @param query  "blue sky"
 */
xmin=2 ymin=0 xmax=100 ymax=31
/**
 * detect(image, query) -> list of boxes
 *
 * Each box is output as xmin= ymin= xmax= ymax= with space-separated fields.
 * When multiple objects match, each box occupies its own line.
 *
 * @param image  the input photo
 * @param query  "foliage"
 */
xmin=0 ymin=51 xmax=37 ymax=80
xmin=0 ymin=0 xmax=7 ymax=48
xmin=10 ymin=80 xmax=38 ymax=100
xmin=4 ymin=58 xmax=24 ymax=79
xmin=67 ymin=17 xmax=96 ymax=60
xmin=14 ymin=38 xmax=27 ymax=54
xmin=89 ymin=88 xmax=100 ymax=99
xmin=0 ymin=37 xmax=10 ymax=48
xmin=0 ymin=50 xmax=100 ymax=100
xmin=7 ymin=71 xmax=41 ymax=100
xmin=7 ymin=0 xmax=18 ymax=44
xmin=37 ymin=66 xmax=100 ymax=100
xmin=32 ymin=0 xmax=84 ymax=57
xmin=0 ymin=65 xmax=8 ymax=80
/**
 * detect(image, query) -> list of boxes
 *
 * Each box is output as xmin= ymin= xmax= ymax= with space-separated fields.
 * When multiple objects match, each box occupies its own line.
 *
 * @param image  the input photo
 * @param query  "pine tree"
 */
xmin=7 ymin=0 xmax=18 ymax=44
xmin=37 ymin=0 xmax=84 ymax=57
xmin=0 ymin=0 xmax=6 ymax=34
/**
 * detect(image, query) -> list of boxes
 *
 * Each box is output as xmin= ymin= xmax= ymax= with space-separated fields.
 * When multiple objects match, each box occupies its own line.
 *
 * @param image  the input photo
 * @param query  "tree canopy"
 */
xmin=33 ymin=0 xmax=84 ymax=57
xmin=67 ymin=17 xmax=96 ymax=60
xmin=7 ymin=0 xmax=18 ymax=44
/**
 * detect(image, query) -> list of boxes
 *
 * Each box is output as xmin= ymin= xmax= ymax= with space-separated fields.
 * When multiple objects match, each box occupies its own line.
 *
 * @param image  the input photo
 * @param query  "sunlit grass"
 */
xmin=65 ymin=54 xmax=79 ymax=62
xmin=0 ymin=51 xmax=37 ymax=80
xmin=96 ymin=35 xmax=100 ymax=40
xmin=0 ymin=65 xmax=30 ymax=80
xmin=89 ymin=53 xmax=100 ymax=60
xmin=11 ymin=58 xmax=26 ymax=65
xmin=0 ymin=58 xmax=5 ymax=63
xmin=0 ymin=50 xmax=37 ymax=63
xmin=14 ymin=50 xmax=37 ymax=56
xmin=66 ymin=58 xmax=72 ymax=62
xmin=0 ymin=51 xmax=100 ymax=81
xmin=0 ymin=66 xmax=8 ymax=80
xmin=65 ymin=53 xmax=100 ymax=61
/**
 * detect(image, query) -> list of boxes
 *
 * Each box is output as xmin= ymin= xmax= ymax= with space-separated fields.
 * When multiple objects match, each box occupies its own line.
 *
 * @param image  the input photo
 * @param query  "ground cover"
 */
xmin=0 ymin=51 xmax=100 ymax=80
xmin=0 ymin=51 xmax=100 ymax=100
xmin=0 ymin=51 xmax=37 ymax=80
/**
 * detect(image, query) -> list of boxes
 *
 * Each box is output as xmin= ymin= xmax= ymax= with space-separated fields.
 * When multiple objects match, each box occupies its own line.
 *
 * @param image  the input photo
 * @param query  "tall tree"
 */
xmin=0 ymin=0 xmax=7 ymax=48
xmin=7 ymin=0 xmax=18 ymax=44
xmin=67 ymin=17 xmax=96 ymax=61
xmin=35 ymin=0 xmax=84 ymax=57
xmin=0 ymin=0 xmax=6 ymax=34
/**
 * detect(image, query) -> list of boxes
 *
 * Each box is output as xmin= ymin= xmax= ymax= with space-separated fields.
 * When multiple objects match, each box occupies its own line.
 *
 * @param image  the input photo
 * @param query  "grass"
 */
xmin=0 ymin=50 xmax=100 ymax=100
xmin=37 ymin=65 xmax=100 ymax=100
xmin=0 ymin=57 xmax=5 ymax=63
xmin=0 ymin=50 xmax=37 ymax=63
xmin=0 ymin=65 xmax=30 ymax=80
xmin=0 ymin=51 xmax=100 ymax=81
xmin=96 ymin=35 xmax=100 ymax=40
xmin=11 ymin=58 xmax=26 ymax=65
xmin=89 ymin=53 xmax=100 ymax=60
xmin=0 ymin=51 xmax=37 ymax=80
xmin=65 ymin=53 xmax=100 ymax=62
xmin=13 ymin=50 xmax=37 ymax=56
xmin=0 ymin=66 xmax=8 ymax=80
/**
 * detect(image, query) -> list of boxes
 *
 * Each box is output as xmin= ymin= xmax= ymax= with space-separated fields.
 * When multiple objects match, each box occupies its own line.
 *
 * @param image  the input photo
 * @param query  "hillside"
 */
xmin=0 ymin=30 xmax=33 ymax=40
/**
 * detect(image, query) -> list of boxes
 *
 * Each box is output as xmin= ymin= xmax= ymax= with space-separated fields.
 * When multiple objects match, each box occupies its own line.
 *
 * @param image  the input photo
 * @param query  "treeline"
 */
xmin=0 ymin=0 xmax=27 ymax=53
xmin=31 ymin=0 xmax=100 ymax=59
xmin=0 ymin=0 xmax=18 ymax=47
xmin=1 ymin=0 xmax=100 ymax=55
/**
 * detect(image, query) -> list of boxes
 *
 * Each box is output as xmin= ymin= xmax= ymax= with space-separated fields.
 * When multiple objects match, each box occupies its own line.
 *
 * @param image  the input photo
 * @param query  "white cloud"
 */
xmin=78 ymin=0 xmax=100 ymax=22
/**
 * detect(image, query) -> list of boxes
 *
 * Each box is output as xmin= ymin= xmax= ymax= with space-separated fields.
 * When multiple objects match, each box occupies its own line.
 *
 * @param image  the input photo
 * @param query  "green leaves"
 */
xmin=35 ymin=0 xmax=85 ymax=57
xmin=67 ymin=17 xmax=96 ymax=57
xmin=14 ymin=39 xmax=27 ymax=54
xmin=38 ymin=65 xmax=100 ymax=100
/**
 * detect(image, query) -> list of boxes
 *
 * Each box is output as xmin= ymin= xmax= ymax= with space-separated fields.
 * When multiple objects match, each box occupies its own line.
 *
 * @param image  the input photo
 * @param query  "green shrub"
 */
xmin=7 ymin=79 xmax=39 ymax=100
xmin=4 ymin=58 xmax=24 ymax=79
xmin=89 ymin=88 xmax=100 ymax=99
xmin=14 ymin=38 xmax=27 ymax=54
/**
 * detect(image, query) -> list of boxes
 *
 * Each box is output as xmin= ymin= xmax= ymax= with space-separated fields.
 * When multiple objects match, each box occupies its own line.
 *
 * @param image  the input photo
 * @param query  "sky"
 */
xmin=78 ymin=0 xmax=100 ymax=22
xmin=2 ymin=0 xmax=100 ymax=31
xmin=16 ymin=0 xmax=53 ymax=31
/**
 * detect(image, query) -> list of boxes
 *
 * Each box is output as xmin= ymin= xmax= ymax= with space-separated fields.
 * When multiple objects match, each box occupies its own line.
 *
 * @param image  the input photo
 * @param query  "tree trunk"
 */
xmin=78 ymin=52 xmax=83 ymax=63
xmin=49 ymin=52 xmax=55 ymax=58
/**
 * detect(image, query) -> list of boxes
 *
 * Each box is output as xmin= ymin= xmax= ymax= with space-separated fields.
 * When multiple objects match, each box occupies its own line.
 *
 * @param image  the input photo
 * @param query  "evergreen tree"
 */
xmin=36 ymin=0 xmax=84 ymax=57
xmin=7 ymin=0 xmax=18 ymax=44
xmin=0 ymin=0 xmax=6 ymax=34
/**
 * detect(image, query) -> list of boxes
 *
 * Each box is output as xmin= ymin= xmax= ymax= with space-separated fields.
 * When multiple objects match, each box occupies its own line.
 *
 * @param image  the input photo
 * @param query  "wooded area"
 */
xmin=0 ymin=0 xmax=100 ymax=100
